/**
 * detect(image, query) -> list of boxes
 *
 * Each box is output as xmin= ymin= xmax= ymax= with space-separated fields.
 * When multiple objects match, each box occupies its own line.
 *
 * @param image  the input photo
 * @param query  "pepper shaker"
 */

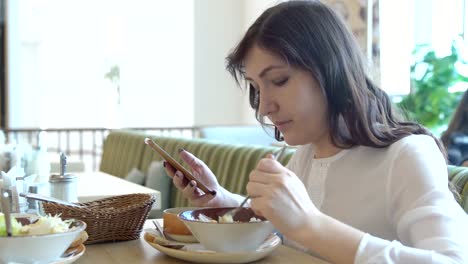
xmin=49 ymin=153 xmax=78 ymax=203
xmin=26 ymin=185 xmax=42 ymax=215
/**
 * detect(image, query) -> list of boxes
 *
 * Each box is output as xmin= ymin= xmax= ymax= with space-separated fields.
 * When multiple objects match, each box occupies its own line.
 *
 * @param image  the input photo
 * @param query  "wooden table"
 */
xmin=76 ymin=171 xmax=161 ymax=210
xmin=75 ymin=220 xmax=328 ymax=264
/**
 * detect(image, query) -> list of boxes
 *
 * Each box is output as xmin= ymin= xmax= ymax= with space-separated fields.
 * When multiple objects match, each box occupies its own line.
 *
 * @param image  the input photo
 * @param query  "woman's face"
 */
xmin=244 ymin=45 xmax=330 ymax=146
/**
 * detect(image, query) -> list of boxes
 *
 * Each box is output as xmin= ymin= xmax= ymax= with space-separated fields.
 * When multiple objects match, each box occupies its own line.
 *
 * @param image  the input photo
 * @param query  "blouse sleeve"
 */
xmin=354 ymin=136 xmax=468 ymax=264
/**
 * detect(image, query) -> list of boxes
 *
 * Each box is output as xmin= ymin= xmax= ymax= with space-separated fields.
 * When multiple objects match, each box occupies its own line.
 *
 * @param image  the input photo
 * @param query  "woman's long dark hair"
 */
xmin=441 ymin=90 xmax=468 ymax=148
xmin=226 ymin=0 xmax=445 ymax=155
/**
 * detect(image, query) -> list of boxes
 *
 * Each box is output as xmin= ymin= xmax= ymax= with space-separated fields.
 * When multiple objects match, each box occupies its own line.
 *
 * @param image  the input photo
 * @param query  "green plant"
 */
xmin=104 ymin=65 xmax=121 ymax=105
xmin=398 ymin=44 xmax=468 ymax=131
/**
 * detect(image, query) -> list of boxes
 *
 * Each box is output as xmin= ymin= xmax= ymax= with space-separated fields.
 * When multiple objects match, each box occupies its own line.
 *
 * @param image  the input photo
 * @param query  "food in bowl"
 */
xmin=178 ymin=207 xmax=275 ymax=252
xmin=0 ymin=213 xmax=86 ymax=263
xmin=198 ymin=213 xmax=262 ymax=223
xmin=0 ymin=213 xmax=23 ymax=236
xmin=0 ymin=213 xmax=74 ymax=236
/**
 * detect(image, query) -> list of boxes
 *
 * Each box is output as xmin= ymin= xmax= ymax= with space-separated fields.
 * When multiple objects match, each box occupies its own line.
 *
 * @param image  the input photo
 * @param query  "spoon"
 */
xmin=151 ymin=221 xmax=185 ymax=249
xmin=19 ymin=192 xmax=82 ymax=208
xmin=152 ymin=220 xmax=167 ymax=239
xmin=222 ymin=145 xmax=288 ymax=220
xmin=0 ymin=189 xmax=13 ymax=237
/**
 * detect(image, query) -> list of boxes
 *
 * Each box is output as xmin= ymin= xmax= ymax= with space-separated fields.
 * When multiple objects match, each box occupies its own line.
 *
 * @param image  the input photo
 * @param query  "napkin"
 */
xmin=0 ymin=166 xmax=24 ymax=213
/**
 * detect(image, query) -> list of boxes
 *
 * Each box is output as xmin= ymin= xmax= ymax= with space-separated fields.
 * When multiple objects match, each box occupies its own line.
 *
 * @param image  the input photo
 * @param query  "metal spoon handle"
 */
xmin=228 ymin=195 xmax=250 ymax=217
xmin=152 ymin=220 xmax=167 ymax=239
xmin=274 ymin=145 xmax=287 ymax=161
xmin=239 ymin=195 xmax=250 ymax=208
xmin=19 ymin=192 xmax=81 ymax=208
xmin=1 ymin=189 xmax=13 ymax=236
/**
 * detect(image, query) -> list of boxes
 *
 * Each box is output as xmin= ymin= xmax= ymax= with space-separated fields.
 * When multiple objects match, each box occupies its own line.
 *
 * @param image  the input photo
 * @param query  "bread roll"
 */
xmin=69 ymin=231 xmax=89 ymax=248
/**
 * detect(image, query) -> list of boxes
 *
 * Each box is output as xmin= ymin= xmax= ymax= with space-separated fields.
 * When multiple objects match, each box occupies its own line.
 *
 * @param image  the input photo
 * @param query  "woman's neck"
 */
xmin=313 ymin=139 xmax=342 ymax=159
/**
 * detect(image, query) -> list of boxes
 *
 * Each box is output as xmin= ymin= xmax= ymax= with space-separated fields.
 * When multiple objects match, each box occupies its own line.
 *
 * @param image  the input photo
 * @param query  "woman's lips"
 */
xmin=274 ymin=120 xmax=292 ymax=132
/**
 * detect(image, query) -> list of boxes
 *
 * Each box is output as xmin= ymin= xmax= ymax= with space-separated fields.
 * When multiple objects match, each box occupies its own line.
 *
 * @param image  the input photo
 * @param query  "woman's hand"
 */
xmin=164 ymin=149 xmax=230 ymax=207
xmin=247 ymin=154 xmax=321 ymax=238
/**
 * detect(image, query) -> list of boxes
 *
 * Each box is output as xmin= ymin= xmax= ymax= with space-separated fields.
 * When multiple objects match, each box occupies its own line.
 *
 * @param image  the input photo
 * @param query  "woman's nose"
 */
xmin=258 ymin=91 xmax=278 ymax=117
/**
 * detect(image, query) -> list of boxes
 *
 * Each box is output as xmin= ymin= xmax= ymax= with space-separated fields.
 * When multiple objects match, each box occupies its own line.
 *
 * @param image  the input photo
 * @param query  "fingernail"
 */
xmin=163 ymin=161 xmax=166 ymax=168
xmin=178 ymin=148 xmax=185 ymax=153
xmin=189 ymin=181 xmax=195 ymax=187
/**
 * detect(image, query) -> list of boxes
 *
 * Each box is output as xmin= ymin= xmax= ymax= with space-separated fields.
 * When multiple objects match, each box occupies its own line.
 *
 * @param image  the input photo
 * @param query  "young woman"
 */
xmin=441 ymin=90 xmax=468 ymax=166
xmin=164 ymin=1 xmax=468 ymax=263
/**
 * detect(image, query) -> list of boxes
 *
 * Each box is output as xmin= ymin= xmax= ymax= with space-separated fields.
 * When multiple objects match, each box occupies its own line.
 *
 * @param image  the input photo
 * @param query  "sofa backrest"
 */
xmin=100 ymin=130 xmax=294 ymax=209
xmin=448 ymin=165 xmax=468 ymax=213
xmin=100 ymin=130 xmax=147 ymax=177
xmin=140 ymin=136 xmax=295 ymax=208
xmin=100 ymin=130 xmax=468 ymax=214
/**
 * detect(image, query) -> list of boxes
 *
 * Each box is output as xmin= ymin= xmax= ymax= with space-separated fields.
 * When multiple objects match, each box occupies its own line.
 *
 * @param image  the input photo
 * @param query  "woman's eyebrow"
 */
xmin=245 ymin=64 xmax=287 ymax=81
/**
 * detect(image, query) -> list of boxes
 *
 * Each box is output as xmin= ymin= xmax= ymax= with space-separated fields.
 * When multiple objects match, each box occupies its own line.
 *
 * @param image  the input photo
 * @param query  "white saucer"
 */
xmin=144 ymin=231 xmax=281 ymax=264
xmin=50 ymin=244 xmax=86 ymax=264
xmin=165 ymin=232 xmax=198 ymax=243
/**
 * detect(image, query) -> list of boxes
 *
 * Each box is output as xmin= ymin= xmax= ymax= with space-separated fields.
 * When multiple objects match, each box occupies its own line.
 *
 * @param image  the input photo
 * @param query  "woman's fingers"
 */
xmin=255 ymin=158 xmax=284 ymax=173
xmin=249 ymin=170 xmax=279 ymax=182
xmin=249 ymin=166 xmax=292 ymax=188
xmin=164 ymin=150 xmax=219 ymax=206
xmin=181 ymin=179 xmax=199 ymax=200
xmin=246 ymin=179 xmax=276 ymax=199
xmin=164 ymin=161 xmax=176 ymax=177
xmin=174 ymin=172 xmax=206 ymax=202
xmin=180 ymin=180 xmax=214 ymax=206
xmin=179 ymin=149 xmax=205 ymax=173
xmin=173 ymin=172 xmax=204 ymax=200
xmin=172 ymin=171 xmax=189 ymax=188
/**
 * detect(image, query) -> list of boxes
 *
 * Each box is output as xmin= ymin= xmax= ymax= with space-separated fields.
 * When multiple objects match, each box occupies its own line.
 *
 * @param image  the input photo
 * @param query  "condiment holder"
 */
xmin=49 ymin=153 xmax=78 ymax=203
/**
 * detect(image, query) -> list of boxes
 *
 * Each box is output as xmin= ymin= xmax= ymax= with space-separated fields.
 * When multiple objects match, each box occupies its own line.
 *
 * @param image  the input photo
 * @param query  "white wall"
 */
xmin=6 ymin=0 xmax=296 ymax=129
xmin=193 ymin=0 xmax=247 ymax=126
xmin=7 ymin=0 xmax=194 ymax=129
xmin=379 ymin=0 xmax=412 ymax=95
xmin=192 ymin=0 xmax=280 ymax=126
xmin=241 ymin=0 xmax=280 ymax=124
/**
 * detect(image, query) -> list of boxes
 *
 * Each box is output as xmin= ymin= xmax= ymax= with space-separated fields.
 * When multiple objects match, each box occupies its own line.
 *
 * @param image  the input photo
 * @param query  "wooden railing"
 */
xmin=1 ymin=127 xmax=202 ymax=171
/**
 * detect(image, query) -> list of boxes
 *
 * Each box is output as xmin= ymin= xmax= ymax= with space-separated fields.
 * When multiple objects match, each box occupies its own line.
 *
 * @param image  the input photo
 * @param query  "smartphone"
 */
xmin=144 ymin=138 xmax=216 ymax=196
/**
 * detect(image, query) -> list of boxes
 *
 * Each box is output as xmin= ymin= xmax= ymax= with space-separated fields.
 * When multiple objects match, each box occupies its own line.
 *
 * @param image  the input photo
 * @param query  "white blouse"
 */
xmin=285 ymin=134 xmax=468 ymax=263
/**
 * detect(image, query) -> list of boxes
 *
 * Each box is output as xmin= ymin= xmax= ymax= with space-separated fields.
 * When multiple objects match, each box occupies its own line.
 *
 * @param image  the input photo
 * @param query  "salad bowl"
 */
xmin=0 ymin=213 xmax=86 ymax=264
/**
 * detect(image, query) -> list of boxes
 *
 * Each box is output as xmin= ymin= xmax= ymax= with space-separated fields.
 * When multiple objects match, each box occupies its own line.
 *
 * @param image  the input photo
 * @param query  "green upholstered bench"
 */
xmin=448 ymin=165 xmax=468 ymax=213
xmin=100 ymin=130 xmax=468 ymax=215
xmin=99 ymin=130 xmax=294 ymax=215
xmin=99 ymin=130 xmax=147 ymax=177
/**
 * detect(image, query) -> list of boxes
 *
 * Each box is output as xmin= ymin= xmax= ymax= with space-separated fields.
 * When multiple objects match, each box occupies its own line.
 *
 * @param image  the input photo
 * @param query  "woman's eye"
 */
xmin=273 ymin=77 xmax=289 ymax=86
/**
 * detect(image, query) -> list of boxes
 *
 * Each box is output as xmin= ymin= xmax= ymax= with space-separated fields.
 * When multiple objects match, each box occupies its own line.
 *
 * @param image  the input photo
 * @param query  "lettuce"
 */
xmin=0 ymin=214 xmax=72 ymax=236
xmin=20 ymin=215 xmax=72 ymax=235
xmin=0 ymin=213 xmax=23 ymax=236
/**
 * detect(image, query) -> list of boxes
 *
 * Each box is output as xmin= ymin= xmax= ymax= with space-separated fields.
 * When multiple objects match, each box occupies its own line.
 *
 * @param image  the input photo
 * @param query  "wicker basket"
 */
xmin=41 ymin=193 xmax=155 ymax=244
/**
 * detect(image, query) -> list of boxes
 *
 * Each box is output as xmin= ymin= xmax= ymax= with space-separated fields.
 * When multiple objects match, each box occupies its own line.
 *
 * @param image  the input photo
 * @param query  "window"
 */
xmin=7 ymin=0 xmax=194 ymax=129
xmin=380 ymin=0 xmax=467 ymax=96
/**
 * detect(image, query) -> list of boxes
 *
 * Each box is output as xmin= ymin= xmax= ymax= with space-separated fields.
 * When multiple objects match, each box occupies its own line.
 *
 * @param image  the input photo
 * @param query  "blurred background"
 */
xmin=0 ymin=0 xmax=467 ymax=171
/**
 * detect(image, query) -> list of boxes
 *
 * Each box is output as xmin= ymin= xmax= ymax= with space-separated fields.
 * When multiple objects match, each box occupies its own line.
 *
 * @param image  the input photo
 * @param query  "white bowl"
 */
xmin=0 ymin=215 xmax=87 ymax=264
xmin=178 ymin=207 xmax=274 ymax=252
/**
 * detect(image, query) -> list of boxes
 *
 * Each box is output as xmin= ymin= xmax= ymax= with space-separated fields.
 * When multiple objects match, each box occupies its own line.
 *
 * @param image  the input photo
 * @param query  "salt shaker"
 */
xmin=49 ymin=153 xmax=78 ymax=203
xmin=26 ymin=185 xmax=42 ymax=214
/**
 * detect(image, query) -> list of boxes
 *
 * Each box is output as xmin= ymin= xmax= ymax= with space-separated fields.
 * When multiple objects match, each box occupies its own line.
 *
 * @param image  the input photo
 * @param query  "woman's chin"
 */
xmin=282 ymin=136 xmax=300 ymax=146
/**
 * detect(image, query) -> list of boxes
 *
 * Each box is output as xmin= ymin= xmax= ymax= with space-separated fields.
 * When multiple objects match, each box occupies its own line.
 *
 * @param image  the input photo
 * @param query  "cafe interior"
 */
xmin=0 ymin=1 xmax=467 ymax=263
